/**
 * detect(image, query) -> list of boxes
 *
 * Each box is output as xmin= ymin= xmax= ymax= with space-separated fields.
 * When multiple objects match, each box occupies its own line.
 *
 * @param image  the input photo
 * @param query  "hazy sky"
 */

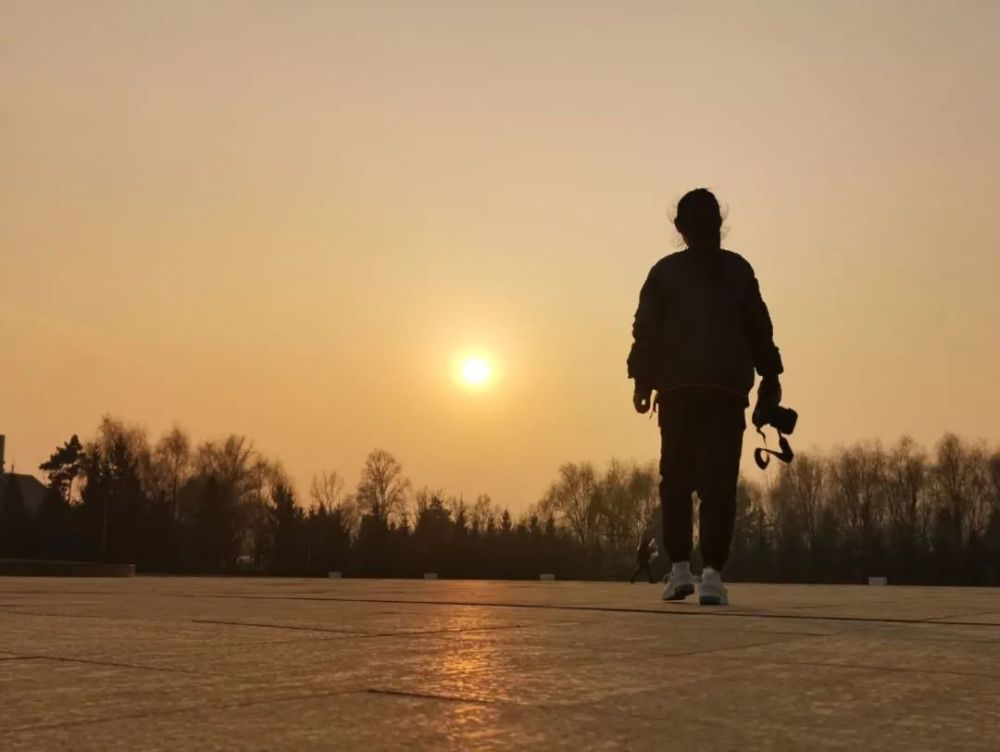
xmin=3 ymin=1 xmax=999 ymax=510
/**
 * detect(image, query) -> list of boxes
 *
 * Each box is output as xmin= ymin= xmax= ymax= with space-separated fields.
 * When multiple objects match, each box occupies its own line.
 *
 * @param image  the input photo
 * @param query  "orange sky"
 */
xmin=3 ymin=1 xmax=999 ymax=510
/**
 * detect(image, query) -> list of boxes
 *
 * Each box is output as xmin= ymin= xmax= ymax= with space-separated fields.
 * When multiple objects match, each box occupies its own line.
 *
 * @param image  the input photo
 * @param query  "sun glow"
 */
xmin=459 ymin=356 xmax=492 ymax=388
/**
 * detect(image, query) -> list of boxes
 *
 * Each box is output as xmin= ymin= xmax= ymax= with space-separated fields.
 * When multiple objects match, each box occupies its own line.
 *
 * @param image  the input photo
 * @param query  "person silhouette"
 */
xmin=627 ymin=188 xmax=785 ymax=605
xmin=629 ymin=533 xmax=659 ymax=584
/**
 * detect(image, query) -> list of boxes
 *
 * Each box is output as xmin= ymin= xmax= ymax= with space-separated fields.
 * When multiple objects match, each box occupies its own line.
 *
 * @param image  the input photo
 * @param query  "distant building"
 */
xmin=0 ymin=435 xmax=49 ymax=515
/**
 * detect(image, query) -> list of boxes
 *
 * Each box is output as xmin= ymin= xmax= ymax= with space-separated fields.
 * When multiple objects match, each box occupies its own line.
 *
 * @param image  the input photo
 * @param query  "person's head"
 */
xmin=674 ymin=188 xmax=723 ymax=250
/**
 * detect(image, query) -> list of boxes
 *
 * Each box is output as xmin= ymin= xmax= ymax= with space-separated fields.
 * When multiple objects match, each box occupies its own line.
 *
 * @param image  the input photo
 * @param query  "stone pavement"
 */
xmin=1 ymin=578 xmax=998 ymax=750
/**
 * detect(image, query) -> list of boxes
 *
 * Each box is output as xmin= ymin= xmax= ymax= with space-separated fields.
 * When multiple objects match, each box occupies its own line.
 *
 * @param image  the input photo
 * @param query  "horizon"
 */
xmin=4 ymin=1 xmax=1000 ymax=511
xmin=2 ymin=424 xmax=997 ymax=515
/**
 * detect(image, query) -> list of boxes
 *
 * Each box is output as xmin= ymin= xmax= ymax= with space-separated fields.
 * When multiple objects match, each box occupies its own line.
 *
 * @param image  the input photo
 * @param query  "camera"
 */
xmin=752 ymin=402 xmax=798 ymax=469
xmin=752 ymin=403 xmax=798 ymax=436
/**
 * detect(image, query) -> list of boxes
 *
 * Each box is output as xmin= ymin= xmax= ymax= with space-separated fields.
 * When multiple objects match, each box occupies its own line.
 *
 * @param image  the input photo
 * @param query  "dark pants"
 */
xmin=658 ymin=393 xmax=745 ymax=570
xmin=630 ymin=560 xmax=653 ymax=583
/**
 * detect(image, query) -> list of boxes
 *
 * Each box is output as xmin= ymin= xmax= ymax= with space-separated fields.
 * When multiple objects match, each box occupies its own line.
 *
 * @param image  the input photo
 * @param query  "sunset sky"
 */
xmin=3 ymin=1 xmax=999 ymax=511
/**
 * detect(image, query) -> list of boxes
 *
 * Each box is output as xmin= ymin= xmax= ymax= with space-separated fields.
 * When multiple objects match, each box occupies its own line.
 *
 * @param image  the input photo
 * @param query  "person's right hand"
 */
xmin=758 ymin=375 xmax=782 ymax=407
xmin=633 ymin=389 xmax=653 ymax=414
xmin=752 ymin=375 xmax=782 ymax=427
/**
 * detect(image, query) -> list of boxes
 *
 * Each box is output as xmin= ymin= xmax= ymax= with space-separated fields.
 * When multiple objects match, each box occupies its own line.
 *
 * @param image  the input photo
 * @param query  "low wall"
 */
xmin=0 ymin=559 xmax=136 ymax=577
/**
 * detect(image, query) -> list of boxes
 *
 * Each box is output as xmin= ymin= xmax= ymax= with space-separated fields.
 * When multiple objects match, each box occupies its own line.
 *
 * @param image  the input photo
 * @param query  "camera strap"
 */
xmin=754 ymin=427 xmax=794 ymax=470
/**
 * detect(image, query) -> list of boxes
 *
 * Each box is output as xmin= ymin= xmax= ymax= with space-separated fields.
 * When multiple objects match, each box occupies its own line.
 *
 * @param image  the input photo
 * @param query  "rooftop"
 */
xmin=0 ymin=472 xmax=48 ymax=515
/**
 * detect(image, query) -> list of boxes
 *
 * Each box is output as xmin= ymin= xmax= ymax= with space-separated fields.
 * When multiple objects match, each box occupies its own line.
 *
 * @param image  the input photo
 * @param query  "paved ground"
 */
xmin=1 ymin=578 xmax=998 ymax=750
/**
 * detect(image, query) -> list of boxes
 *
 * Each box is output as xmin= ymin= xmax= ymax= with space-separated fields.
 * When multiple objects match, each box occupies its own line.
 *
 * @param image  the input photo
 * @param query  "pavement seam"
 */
xmin=859 ymin=629 xmax=1000 ymax=646
xmin=757 ymin=657 xmax=1000 ymax=680
xmin=174 ymin=592 xmax=1000 ymax=629
xmin=376 ymin=624 xmax=531 ymax=637
xmin=0 ymin=686 xmax=361 ymax=735
xmin=365 ymin=688 xmax=498 ymax=706
xmin=1 ymin=654 xmax=203 ymax=675
xmin=190 ymin=618 xmax=537 ymax=639
xmin=923 ymin=609 xmax=1000 ymax=623
xmin=0 ymin=608 xmax=128 ymax=621
xmin=191 ymin=618 xmax=371 ymax=636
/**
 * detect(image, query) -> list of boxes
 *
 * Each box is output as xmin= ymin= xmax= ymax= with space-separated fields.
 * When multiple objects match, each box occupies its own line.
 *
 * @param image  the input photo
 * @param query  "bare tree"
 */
xmin=310 ymin=471 xmax=345 ymax=508
xmin=446 ymin=495 xmax=470 ymax=530
xmin=310 ymin=470 xmax=358 ymax=534
xmin=196 ymin=436 xmax=258 ymax=498
xmin=595 ymin=460 xmax=656 ymax=554
xmin=988 ymin=450 xmax=1000 ymax=519
xmin=884 ymin=436 xmax=928 ymax=547
xmin=89 ymin=416 xmax=153 ymax=481
xmin=470 ymin=494 xmax=496 ymax=532
xmin=828 ymin=442 xmax=888 ymax=560
xmin=355 ymin=449 xmax=410 ymax=524
xmin=153 ymin=426 xmax=192 ymax=521
xmin=628 ymin=461 xmax=660 ymax=540
xmin=193 ymin=436 xmax=286 ymax=567
xmin=413 ymin=487 xmax=443 ymax=515
xmin=80 ymin=416 xmax=154 ymax=560
xmin=931 ymin=434 xmax=990 ymax=538
xmin=771 ymin=453 xmax=825 ymax=554
xmin=538 ymin=462 xmax=599 ymax=547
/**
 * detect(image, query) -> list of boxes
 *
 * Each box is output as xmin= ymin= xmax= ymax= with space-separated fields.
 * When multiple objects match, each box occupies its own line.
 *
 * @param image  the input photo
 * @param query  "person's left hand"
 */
xmin=633 ymin=389 xmax=653 ymax=414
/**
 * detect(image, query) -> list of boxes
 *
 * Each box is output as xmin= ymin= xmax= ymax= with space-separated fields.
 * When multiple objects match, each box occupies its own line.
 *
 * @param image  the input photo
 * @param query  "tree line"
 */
xmin=1 ymin=416 xmax=998 ymax=584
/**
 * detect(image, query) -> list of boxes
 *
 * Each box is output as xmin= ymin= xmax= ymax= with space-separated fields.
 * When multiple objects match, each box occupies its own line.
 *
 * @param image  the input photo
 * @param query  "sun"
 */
xmin=459 ymin=356 xmax=492 ymax=388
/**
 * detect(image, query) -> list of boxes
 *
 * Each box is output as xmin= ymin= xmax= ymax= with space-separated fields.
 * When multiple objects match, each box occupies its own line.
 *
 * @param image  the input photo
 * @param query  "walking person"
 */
xmin=629 ymin=534 xmax=659 ymax=584
xmin=627 ymin=189 xmax=786 ymax=605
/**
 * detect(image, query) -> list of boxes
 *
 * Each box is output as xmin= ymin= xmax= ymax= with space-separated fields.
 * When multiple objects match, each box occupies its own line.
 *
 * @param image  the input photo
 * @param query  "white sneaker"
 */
xmin=698 ymin=568 xmax=729 ymax=606
xmin=662 ymin=569 xmax=695 ymax=601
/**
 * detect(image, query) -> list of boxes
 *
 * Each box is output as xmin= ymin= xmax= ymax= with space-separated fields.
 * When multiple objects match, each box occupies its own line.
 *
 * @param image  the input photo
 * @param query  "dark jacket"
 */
xmin=627 ymin=248 xmax=782 ymax=403
xmin=636 ymin=537 xmax=652 ymax=562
